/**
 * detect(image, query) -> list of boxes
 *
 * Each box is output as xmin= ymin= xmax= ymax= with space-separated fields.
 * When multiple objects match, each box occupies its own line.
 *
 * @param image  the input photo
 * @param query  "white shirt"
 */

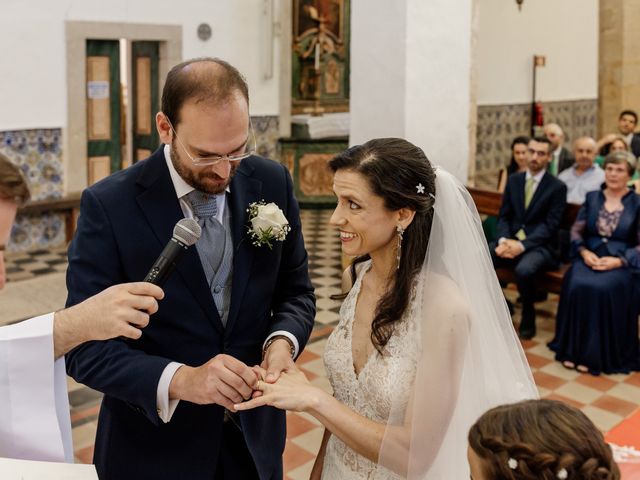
xmin=558 ymin=164 xmax=605 ymax=204
xmin=157 ymin=145 xmax=299 ymax=422
xmin=0 ymin=313 xmax=73 ymax=463
xmin=625 ymin=132 xmax=634 ymax=146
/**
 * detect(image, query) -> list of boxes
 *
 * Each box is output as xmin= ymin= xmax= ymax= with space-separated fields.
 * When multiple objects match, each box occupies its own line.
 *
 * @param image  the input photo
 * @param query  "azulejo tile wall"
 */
xmin=1 ymin=128 xmax=65 ymax=253
xmin=252 ymin=115 xmax=280 ymax=160
xmin=2 ymin=119 xmax=280 ymax=254
xmin=476 ymin=99 xmax=598 ymax=174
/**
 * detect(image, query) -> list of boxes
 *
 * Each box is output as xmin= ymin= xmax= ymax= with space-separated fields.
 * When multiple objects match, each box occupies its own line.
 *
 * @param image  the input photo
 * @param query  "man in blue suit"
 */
xmin=491 ymin=137 xmax=567 ymax=339
xmin=65 ymin=58 xmax=316 ymax=479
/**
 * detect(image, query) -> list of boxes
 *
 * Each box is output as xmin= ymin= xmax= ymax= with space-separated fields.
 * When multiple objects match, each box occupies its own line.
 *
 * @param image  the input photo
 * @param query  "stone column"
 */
xmin=349 ymin=0 xmax=478 ymax=181
xmin=598 ymin=0 xmax=640 ymax=136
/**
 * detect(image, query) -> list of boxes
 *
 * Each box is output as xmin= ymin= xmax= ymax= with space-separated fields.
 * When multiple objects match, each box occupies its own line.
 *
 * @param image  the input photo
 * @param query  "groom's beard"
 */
xmin=170 ymin=141 xmax=239 ymax=195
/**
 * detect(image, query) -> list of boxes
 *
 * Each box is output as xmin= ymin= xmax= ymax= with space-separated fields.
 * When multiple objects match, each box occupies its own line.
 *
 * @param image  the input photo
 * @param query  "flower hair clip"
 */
xmin=415 ymin=183 xmax=436 ymax=198
xmin=508 ymin=458 xmax=518 ymax=470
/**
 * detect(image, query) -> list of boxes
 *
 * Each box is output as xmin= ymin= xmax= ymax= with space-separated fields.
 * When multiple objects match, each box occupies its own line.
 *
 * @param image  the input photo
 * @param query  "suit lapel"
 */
xmin=135 ymin=151 xmax=223 ymax=333
xmin=226 ymin=160 xmax=262 ymax=334
xmin=513 ymin=173 xmax=526 ymax=218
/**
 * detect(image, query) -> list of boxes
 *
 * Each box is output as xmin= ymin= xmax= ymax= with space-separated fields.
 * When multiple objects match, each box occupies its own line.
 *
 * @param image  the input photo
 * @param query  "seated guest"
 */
xmin=595 ymin=134 xmax=628 ymax=167
xmin=544 ymin=123 xmax=574 ymax=176
xmin=491 ymin=137 xmax=567 ymax=339
xmin=594 ymin=136 xmax=640 ymax=191
xmin=558 ymin=137 xmax=605 ymax=204
xmin=549 ymin=151 xmax=640 ymax=375
xmin=597 ymin=109 xmax=640 ymax=158
xmin=497 ymin=136 xmax=530 ymax=193
xmin=484 ymin=136 xmax=530 ymax=243
xmin=468 ymin=399 xmax=621 ymax=480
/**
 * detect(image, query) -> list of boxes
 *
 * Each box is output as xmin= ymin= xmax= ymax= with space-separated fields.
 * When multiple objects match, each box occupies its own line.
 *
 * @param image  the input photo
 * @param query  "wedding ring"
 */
xmin=256 ymin=380 xmax=263 ymax=390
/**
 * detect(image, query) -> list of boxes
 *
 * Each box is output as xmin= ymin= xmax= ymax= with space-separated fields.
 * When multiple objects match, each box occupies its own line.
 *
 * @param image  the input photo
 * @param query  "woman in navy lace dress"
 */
xmin=549 ymin=151 xmax=640 ymax=375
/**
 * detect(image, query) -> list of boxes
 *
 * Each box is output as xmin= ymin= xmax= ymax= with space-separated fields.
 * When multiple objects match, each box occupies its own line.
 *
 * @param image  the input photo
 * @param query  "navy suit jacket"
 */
xmin=496 ymin=171 xmax=567 ymax=254
xmin=65 ymin=148 xmax=316 ymax=480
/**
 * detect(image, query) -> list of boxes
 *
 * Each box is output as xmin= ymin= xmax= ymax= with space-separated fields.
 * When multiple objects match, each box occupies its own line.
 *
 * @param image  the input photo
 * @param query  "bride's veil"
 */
xmin=374 ymin=168 xmax=538 ymax=479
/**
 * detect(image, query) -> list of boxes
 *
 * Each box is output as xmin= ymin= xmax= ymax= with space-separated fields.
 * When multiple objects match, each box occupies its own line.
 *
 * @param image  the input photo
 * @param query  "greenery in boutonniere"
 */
xmin=246 ymin=201 xmax=291 ymax=249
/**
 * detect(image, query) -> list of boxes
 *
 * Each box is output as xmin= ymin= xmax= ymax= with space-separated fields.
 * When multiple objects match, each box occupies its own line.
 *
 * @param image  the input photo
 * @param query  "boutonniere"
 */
xmin=246 ymin=201 xmax=291 ymax=249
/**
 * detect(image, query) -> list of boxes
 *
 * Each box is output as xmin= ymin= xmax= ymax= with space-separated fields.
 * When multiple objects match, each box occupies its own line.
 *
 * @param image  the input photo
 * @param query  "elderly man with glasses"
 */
xmin=64 ymin=58 xmax=316 ymax=480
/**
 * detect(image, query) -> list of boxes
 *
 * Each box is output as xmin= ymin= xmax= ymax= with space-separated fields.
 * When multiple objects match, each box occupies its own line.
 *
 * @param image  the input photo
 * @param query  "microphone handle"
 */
xmin=144 ymin=238 xmax=188 ymax=286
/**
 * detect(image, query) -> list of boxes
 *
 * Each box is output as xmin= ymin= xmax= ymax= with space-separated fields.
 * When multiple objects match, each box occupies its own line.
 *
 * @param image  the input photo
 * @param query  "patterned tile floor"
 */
xmin=2 ymin=208 xmax=639 ymax=479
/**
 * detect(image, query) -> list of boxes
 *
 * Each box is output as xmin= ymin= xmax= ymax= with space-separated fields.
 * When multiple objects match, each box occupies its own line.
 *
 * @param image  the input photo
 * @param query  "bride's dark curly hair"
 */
xmin=468 ymin=399 xmax=620 ymax=480
xmin=329 ymin=138 xmax=436 ymax=354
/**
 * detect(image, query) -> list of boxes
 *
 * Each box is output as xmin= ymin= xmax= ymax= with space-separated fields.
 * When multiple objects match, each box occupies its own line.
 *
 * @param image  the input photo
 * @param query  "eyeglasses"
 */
xmin=166 ymin=117 xmax=257 ymax=166
xmin=528 ymin=148 xmax=549 ymax=157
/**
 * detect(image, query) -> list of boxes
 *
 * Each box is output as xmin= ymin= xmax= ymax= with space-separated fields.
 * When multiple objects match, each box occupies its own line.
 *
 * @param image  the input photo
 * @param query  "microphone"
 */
xmin=144 ymin=218 xmax=201 ymax=286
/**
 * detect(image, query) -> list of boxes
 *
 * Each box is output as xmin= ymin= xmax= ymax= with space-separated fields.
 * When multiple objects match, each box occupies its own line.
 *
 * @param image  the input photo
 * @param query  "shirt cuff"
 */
xmin=517 ymin=241 xmax=525 ymax=251
xmin=156 ymin=362 xmax=183 ymax=423
xmin=498 ymin=237 xmax=507 ymax=245
xmin=263 ymin=330 xmax=299 ymax=358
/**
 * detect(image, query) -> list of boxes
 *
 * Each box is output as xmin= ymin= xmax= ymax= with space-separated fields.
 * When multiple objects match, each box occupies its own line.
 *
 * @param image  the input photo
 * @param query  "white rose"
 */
xmin=250 ymin=203 xmax=289 ymax=234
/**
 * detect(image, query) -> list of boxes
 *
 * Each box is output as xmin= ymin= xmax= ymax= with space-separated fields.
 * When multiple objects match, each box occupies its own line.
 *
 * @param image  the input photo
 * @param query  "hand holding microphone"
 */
xmin=109 ymin=218 xmax=201 ymax=343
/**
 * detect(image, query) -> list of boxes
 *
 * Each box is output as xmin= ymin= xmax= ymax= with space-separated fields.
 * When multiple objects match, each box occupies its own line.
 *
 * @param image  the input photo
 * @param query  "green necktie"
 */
xmin=550 ymin=155 xmax=558 ymax=176
xmin=524 ymin=177 xmax=535 ymax=208
xmin=516 ymin=177 xmax=535 ymax=240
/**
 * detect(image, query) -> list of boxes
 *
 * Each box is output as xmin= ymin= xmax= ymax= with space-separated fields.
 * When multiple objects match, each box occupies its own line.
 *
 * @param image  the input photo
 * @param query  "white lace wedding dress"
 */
xmin=321 ymin=260 xmax=422 ymax=479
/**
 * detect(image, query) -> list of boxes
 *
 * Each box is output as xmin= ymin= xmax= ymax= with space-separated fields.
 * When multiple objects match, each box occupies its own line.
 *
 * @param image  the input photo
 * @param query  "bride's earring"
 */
xmin=396 ymin=225 xmax=405 ymax=269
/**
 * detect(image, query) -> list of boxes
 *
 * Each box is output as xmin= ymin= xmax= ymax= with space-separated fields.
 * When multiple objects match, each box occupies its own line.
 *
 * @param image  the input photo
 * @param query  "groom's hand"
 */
xmin=262 ymin=338 xmax=296 ymax=384
xmin=168 ymin=354 xmax=259 ymax=410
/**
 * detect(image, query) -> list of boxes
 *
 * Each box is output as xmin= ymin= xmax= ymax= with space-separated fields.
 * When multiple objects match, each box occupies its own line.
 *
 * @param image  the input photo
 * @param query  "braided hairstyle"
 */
xmin=328 ymin=138 xmax=436 ymax=354
xmin=468 ymin=400 xmax=620 ymax=479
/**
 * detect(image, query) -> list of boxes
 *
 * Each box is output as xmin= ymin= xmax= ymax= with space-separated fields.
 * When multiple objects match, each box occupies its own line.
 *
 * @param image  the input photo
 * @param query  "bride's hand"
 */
xmin=234 ymin=368 xmax=323 ymax=413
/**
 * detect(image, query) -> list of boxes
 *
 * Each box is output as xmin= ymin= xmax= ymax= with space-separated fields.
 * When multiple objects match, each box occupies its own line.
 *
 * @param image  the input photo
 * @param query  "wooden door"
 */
xmin=131 ymin=41 xmax=160 ymax=162
xmin=86 ymin=40 xmax=121 ymax=185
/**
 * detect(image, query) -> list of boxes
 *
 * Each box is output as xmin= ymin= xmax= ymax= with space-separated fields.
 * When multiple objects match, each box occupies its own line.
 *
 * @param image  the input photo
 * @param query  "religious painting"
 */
xmin=292 ymin=0 xmax=350 ymax=114
xmin=294 ymin=0 xmax=344 ymax=40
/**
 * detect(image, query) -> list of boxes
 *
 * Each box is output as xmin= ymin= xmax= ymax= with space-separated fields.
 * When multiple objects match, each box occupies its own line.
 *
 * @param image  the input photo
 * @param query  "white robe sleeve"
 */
xmin=0 ymin=313 xmax=73 ymax=463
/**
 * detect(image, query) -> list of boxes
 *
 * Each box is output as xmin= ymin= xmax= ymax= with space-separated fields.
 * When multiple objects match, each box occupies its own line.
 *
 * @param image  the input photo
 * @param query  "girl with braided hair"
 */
xmin=468 ymin=399 xmax=620 ymax=480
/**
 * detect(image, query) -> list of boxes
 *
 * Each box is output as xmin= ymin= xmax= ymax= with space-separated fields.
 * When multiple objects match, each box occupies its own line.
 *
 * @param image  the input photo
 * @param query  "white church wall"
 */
xmin=475 ymin=0 xmax=599 ymax=173
xmin=476 ymin=0 xmax=598 ymax=106
xmin=0 ymin=0 xmax=281 ymax=131
xmin=350 ymin=0 xmax=476 ymax=181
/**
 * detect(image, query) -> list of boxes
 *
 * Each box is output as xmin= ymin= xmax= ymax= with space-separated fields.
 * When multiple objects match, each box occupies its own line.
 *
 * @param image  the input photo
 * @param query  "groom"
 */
xmin=65 ymin=58 xmax=315 ymax=479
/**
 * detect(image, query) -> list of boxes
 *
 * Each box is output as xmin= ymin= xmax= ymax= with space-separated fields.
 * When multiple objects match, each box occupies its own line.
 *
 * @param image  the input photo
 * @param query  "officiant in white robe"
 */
xmin=0 ymin=284 xmax=163 ymax=463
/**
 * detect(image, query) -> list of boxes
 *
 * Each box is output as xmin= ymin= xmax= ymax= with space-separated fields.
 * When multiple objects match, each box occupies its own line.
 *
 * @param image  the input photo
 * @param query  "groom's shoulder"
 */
xmin=241 ymin=155 xmax=288 ymax=182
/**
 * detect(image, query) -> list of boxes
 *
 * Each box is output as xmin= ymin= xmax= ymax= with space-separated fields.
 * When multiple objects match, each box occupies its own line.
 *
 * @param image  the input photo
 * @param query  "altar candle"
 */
xmin=314 ymin=43 xmax=320 ymax=70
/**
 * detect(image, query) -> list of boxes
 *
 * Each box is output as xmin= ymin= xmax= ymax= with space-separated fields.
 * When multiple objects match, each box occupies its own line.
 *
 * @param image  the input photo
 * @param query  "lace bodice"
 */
xmin=322 ymin=261 xmax=421 ymax=479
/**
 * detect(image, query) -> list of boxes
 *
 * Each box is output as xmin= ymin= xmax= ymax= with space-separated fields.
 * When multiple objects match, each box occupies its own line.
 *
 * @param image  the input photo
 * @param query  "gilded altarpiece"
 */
xmin=292 ymin=0 xmax=350 ymax=114
xmin=283 ymin=0 xmax=350 ymax=207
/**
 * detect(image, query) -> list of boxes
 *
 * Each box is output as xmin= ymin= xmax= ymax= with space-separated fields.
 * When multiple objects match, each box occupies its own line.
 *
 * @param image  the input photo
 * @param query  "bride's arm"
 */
xmin=378 ymin=303 xmax=470 ymax=476
xmin=234 ymin=368 xmax=387 ymax=461
xmin=235 ymin=304 xmax=469 ymax=475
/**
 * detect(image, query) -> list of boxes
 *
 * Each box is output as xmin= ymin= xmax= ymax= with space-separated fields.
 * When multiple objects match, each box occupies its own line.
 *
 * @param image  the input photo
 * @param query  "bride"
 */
xmin=235 ymin=138 xmax=538 ymax=479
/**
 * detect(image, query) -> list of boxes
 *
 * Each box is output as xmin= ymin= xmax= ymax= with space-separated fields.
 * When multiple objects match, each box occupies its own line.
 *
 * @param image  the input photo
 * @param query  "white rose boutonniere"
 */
xmin=247 ymin=201 xmax=291 ymax=249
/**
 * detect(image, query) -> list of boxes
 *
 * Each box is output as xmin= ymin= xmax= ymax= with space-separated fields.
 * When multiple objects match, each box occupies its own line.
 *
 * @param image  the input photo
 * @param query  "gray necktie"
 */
xmin=186 ymin=190 xmax=226 ymax=279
